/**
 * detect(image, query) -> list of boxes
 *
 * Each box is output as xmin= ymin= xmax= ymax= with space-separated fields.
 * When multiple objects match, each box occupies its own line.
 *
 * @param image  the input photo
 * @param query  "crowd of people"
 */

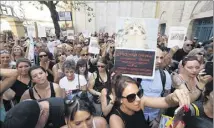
xmin=0 ymin=31 xmax=213 ymax=128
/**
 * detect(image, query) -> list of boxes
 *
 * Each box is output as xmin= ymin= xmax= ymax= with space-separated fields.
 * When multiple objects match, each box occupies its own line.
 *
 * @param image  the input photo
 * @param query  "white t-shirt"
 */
xmin=59 ymin=74 xmax=87 ymax=95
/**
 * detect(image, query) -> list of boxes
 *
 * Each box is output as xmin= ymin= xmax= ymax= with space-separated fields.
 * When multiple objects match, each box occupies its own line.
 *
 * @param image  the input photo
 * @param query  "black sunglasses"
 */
xmin=110 ymin=46 xmax=114 ymax=49
xmin=186 ymin=44 xmax=194 ymax=47
xmin=81 ymin=54 xmax=89 ymax=56
xmin=58 ymin=53 xmax=66 ymax=56
xmin=122 ymin=89 xmax=144 ymax=103
xmin=39 ymin=54 xmax=48 ymax=58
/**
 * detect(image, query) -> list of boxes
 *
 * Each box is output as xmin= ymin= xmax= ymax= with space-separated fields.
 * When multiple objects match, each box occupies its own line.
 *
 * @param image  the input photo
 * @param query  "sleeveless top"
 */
xmin=111 ymin=107 xmax=149 ymax=128
xmin=93 ymin=71 xmax=110 ymax=103
xmin=11 ymin=80 xmax=32 ymax=103
xmin=29 ymin=82 xmax=56 ymax=100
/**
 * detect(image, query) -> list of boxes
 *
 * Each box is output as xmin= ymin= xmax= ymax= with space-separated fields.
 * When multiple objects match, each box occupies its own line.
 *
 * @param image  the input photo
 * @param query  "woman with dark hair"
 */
xmin=62 ymin=95 xmax=107 ymax=128
xmin=59 ymin=60 xmax=87 ymax=97
xmin=52 ymin=51 xmax=67 ymax=83
xmin=20 ymin=65 xmax=64 ymax=101
xmin=171 ymin=56 xmax=212 ymax=102
xmin=109 ymin=74 xmax=190 ymax=128
xmin=88 ymin=57 xmax=111 ymax=116
xmin=7 ymin=58 xmax=32 ymax=105
xmin=38 ymin=50 xmax=55 ymax=82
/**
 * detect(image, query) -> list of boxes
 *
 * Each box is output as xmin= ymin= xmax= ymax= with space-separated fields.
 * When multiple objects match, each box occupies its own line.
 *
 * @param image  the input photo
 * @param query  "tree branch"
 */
xmin=54 ymin=1 xmax=59 ymax=6
xmin=39 ymin=1 xmax=48 ymax=7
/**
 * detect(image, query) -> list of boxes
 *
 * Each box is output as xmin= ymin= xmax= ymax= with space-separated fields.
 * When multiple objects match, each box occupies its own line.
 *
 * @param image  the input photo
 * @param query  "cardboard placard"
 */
xmin=88 ymin=37 xmax=100 ymax=54
xmin=168 ymin=27 xmax=187 ymax=48
xmin=38 ymin=25 xmax=46 ymax=37
xmin=114 ymin=49 xmax=155 ymax=79
xmin=115 ymin=17 xmax=159 ymax=79
xmin=27 ymin=25 xmax=36 ymax=38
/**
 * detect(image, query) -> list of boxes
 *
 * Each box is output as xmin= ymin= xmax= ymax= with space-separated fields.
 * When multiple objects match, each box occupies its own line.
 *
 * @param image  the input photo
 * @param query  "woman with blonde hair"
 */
xmin=11 ymin=45 xmax=25 ymax=62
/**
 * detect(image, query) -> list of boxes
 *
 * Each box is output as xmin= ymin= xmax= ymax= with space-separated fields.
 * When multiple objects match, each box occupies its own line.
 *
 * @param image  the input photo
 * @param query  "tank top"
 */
xmin=93 ymin=71 xmax=110 ymax=103
xmin=111 ymin=107 xmax=149 ymax=128
xmin=29 ymin=82 xmax=56 ymax=100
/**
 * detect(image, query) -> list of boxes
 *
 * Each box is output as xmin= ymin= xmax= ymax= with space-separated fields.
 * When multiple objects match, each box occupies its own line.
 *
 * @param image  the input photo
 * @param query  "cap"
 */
xmin=45 ymin=98 xmax=65 ymax=127
xmin=3 ymin=100 xmax=40 ymax=128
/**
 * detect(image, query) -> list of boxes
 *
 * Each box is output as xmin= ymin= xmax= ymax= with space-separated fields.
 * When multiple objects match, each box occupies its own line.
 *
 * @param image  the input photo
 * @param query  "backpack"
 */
xmin=159 ymin=69 xmax=166 ymax=97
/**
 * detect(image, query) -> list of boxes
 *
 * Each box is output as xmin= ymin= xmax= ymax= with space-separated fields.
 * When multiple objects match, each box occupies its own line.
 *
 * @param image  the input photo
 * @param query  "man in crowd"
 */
xmin=141 ymin=47 xmax=172 ymax=128
xmin=172 ymin=40 xmax=194 ymax=62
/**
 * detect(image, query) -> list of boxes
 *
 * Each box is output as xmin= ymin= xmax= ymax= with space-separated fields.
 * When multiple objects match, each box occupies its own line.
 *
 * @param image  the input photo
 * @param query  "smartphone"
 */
xmin=204 ymin=61 xmax=213 ymax=77
xmin=172 ymin=105 xmax=189 ymax=127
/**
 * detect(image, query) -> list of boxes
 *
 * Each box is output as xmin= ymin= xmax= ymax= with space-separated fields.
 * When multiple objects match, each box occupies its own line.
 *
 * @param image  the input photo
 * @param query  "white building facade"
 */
xmin=72 ymin=1 xmax=213 ymax=42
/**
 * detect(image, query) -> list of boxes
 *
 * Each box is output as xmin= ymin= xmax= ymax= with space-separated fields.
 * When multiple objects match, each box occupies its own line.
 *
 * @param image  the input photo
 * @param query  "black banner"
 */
xmin=114 ymin=49 xmax=155 ymax=77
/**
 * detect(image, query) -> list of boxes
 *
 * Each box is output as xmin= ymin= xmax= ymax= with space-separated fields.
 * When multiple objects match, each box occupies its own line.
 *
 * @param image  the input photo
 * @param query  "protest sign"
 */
xmin=27 ymin=37 xmax=35 ymax=65
xmin=167 ymin=27 xmax=187 ymax=48
xmin=88 ymin=37 xmax=100 ymax=54
xmin=114 ymin=17 xmax=159 ymax=79
xmin=38 ymin=25 xmax=46 ymax=37
xmin=67 ymin=29 xmax=74 ymax=40
xmin=82 ymin=30 xmax=89 ymax=38
xmin=58 ymin=11 xmax=72 ymax=21
xmin=27 ymin=25 xmax=36 ymax=38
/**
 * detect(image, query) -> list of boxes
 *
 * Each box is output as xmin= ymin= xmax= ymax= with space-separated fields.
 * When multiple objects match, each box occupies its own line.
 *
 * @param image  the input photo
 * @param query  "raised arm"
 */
xmin=100 ymin=88 xmax=114 ymax=116
xmin=53 ymin=83 xmax=66 ymax=98
xmin=141 ymin=89 xmax=190 ymax=110
xmin=0 ymin=69 xmax=18 ymax=94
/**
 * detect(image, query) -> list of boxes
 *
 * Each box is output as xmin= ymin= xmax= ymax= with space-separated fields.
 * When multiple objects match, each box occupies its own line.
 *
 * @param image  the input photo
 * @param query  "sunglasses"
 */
xmin=81 ymin=54 xmax=89 ymax=56
xmin=122 ymin=89 xmax=144 ymax=103
xmin=97 ymin=65 xmax=105 ymax=68
xmin=186 ymin=44 xmax=194 ymax=47
xmin=58 ymin=53 xmax=66 ymax=56
xmin=39 ymin=54 xmax=48 ymax=58
xmin=110 ymin=46 xmax=115 ymax=49
xmin=0 ymin=50 xmax=10 ymax=54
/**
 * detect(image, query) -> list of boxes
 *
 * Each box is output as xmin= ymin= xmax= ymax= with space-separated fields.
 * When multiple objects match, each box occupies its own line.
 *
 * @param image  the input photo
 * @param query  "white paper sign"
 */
xmin=67 ymin=30 xmax=74 ymax=40
xmin=115 ymin=17 xmax=159 ymax=79
xmin=88 ymin=37 xmax=100 ymax=54
xmin=27 ymin=25 xmax=36 ymax=38
xmin=168 ymin=27 xmax=187 ymax=48
xmin=38 ymin=25 xmax=46 ymax=37
xmin=82 ymin=30 xmax=89 ymax=38
xmin=58 ymin=12 xmax=72 ymax=21
xmin=27 ymin=37 xmax=35 ymax=64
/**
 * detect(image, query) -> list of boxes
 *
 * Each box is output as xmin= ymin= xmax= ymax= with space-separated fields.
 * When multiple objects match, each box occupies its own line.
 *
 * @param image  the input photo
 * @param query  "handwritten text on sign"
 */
xmin=114 ymin=49 xmax=155 ymax=77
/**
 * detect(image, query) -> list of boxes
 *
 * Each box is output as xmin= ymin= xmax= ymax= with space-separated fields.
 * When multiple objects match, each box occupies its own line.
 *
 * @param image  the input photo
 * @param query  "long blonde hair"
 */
xmin=11 ymin=45 xmax=25 ymax=61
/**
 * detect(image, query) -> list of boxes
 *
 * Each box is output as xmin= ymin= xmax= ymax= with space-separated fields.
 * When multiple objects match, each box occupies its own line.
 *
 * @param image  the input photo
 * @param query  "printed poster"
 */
xmin=67 ymin=30 xmax=74 ymax=40
xmin=27 ymin=25 xmax=36 ymax=38
xmin=38 ymin=25 xmax=46 ymax=37
xmin=88 ymin=37 xmax=100 ymax=54
xmin=114 ymin=17 xmax=159 ymax=79
xmin=168 ymin=27 xmax=187 ymax=48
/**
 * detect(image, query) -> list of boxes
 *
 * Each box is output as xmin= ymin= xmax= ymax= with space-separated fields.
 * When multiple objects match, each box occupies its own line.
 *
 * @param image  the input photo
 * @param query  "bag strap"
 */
xmin=190 ymin=103 xmax=200 ymax=116
xmin=159 ymin=69 xmax=166 ymax=97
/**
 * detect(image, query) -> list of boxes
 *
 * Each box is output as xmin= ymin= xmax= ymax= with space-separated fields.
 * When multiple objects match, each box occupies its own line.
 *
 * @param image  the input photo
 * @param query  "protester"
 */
xmin=141 ymin=48 xmax=172 ymax=128
xmin=10 ymin=45 xmax=25 ymax=62
xmin=3 ymin=98 xmax=66 ymax=128
xmin=88 ymin=57 xmax=111 ymax=116
xmin=52 ymin=51 xmax=66 ymax=83
xmin=172 ymin=40 xmax=194 ymax=62
xmin=20 ymin=65 xmax=64 ymax=101
xmin=39 ymin=50 xmax=55 ymax=82
xmin=62 ymin=95 xmax=107 ymax=128
xmin=59 ymin=60 xmax=87 ymax=97
xmin=109 ymin=74 xmax=190 ymax=128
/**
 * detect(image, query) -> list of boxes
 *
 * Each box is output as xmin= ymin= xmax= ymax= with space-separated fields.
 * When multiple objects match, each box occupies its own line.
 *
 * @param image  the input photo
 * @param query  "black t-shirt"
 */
xmin=172 ymin=49 xmax=188 ymax=62
xmin=111 ymin=107 xmax=149 ymax=128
